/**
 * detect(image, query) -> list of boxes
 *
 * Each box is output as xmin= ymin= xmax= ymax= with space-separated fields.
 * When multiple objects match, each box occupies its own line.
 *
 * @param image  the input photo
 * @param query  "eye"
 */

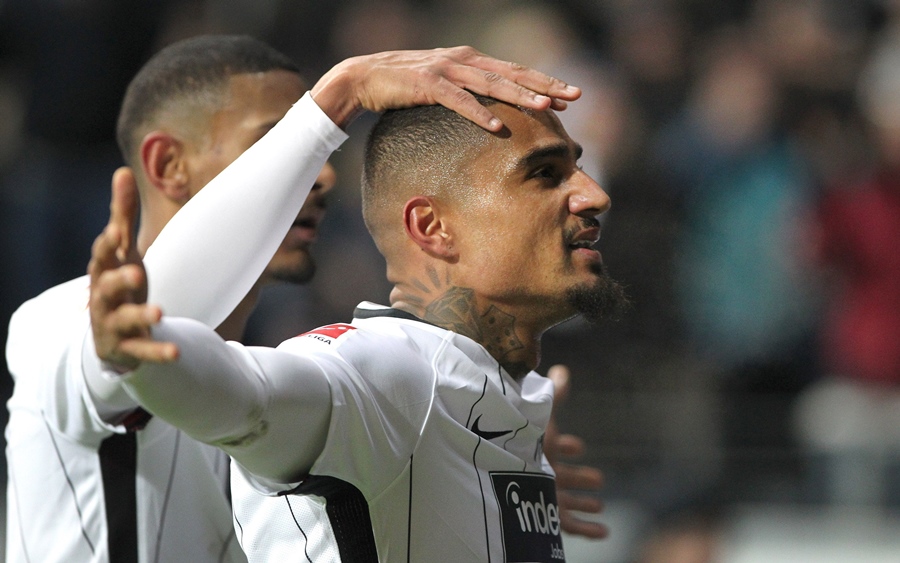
xmin=531 ymin=165 xmax=561 ymax=182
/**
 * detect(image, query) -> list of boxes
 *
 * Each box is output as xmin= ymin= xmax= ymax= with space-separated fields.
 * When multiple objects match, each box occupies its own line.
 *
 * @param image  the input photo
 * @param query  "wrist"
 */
xmin=310 ymin=57 xmax=366 ymax=129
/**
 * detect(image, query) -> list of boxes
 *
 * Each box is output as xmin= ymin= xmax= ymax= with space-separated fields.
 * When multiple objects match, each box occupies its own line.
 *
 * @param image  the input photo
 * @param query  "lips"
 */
xmin=566 ymin=224 xmax=600 ymax=250
xmin=287 ymin=216 xmax=320 ymax=243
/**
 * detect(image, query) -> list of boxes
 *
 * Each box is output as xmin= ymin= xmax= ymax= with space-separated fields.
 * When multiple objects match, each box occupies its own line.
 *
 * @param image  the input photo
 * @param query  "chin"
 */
xmin=565 ymin=272 xmax=630 ymax=323
xmin=265 ymin=256 xmax=316 ymax=285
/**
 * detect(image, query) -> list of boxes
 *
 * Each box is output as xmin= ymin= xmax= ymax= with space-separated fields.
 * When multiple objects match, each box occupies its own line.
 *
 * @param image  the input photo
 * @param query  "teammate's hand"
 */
xmin=89 ymin=167 xmax=178 ymax=371
xmin=311 ymin=46 xmax=581 ymax=130
xmin=546 ymin=364 xmax=609 ymax=539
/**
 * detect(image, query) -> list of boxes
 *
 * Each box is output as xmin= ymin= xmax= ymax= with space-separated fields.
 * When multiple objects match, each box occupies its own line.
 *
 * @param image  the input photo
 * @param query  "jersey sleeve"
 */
xmin=5 ymin=281 xmax=132 ymax=444
xmin=271 ymin=328 xmax=436 ymax=499
xmin=108 ymin=316 xmax=334 ymax=484
xmin=144 ymin=92 xmax=347 ymax=328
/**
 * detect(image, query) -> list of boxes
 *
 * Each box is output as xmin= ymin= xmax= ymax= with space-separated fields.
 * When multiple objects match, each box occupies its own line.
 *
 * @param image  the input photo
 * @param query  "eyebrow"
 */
xmin=515 ymin=141 xmax=584 ymax=173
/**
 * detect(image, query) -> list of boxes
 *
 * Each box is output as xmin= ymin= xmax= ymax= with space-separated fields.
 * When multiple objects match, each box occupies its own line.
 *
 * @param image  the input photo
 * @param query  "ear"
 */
xmin=139 ymin=131 xmax=191 ymax=204
xmin=403 ymin=196 xmax=457 ymax=260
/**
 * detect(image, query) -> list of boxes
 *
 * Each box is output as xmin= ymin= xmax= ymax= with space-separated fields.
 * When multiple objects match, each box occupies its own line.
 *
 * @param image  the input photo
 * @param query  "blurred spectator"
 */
xmin=654 ymin=27 xmax=822 ymax=498
xmin=607 ymin=0 xmax=692 ymax=128
xmin=793 ymin=20 xmax=900 ymax=506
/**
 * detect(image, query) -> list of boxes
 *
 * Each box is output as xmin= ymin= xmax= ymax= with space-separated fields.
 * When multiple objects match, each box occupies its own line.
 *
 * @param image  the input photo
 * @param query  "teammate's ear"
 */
xmin=403 ymin=196 xmax=457 ymax=260
xmin=140 ymin=131 xmax=191 ymax=204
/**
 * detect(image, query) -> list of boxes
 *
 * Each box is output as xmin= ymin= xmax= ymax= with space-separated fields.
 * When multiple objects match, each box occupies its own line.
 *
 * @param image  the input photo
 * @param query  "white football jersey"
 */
xmin=232 ymin=303 xmax=567 ymax=562
xmin=6 ymin=89 xmax=347 ymax=563
xmin=5 ymin=277 xmax=244 ymax=563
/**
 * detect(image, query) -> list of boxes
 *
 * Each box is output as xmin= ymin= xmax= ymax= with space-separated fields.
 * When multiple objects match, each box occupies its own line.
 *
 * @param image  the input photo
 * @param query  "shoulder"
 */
xmin=279 ymin=318 xmax=441 ymax=396
xmin=7 ymin=276 xmax=90 ymax=372
xmin=9 ymin=276 xmax=90 ymax=329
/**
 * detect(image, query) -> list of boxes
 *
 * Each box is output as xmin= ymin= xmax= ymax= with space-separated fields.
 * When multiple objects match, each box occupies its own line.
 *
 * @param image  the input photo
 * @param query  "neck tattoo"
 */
xmin=423 ymin=286 xmax=527 ymax=375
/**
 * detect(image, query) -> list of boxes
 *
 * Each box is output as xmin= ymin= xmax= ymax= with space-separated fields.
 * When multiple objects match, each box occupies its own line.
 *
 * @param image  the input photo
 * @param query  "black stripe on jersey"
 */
xmin=465 ymin=375 xmax=490 ymax=428
xmin=285 ymin=475 xmax=379 ymax=562
xmin=284 ymin=497 xmax=315 ymax=563
xmin=503 ymin=419 xmax=530 ymax=455
xmin=152 ymin=429 xmax=181 ymax=563
xmin=99 ymin=431 xmax=139 ymax=563
xmin=473 ymin=437 xmax=492 ymax=563
xmin=406 ymin=454 xmax=414 ymax=563
xmin=353 ymin=306 xmax=421 ymax=322
xmin=42 ymin=414 xmax=96 ymax=557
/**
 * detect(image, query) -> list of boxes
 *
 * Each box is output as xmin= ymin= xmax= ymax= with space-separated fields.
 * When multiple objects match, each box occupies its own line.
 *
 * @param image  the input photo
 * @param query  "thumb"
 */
xmin=548 ymin=364 xmax=571 ymax=406
xmin=110 ymin=167 xmax=139 ymax=261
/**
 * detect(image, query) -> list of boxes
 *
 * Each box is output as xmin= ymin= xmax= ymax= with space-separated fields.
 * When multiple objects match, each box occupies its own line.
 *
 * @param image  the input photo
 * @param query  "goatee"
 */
xmin=566 ymin=263 xmax=630 ymax=323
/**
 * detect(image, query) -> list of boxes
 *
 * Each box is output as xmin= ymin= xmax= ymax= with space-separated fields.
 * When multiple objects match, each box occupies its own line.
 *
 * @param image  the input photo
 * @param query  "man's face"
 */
xmin=452 ymin=103 xmax=624 ymax=327
xmin=188 ymin=70 xmax=335 ymax=285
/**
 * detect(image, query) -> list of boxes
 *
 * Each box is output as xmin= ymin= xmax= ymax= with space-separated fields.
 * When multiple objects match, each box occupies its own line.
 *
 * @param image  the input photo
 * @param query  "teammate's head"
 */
xmin=117 ymin=34 xmax=299 ymax=168
xmin=362 ymin=97 xmax=627 ymax=336
xmin=118 ymin=34 xmax=334 ymax=284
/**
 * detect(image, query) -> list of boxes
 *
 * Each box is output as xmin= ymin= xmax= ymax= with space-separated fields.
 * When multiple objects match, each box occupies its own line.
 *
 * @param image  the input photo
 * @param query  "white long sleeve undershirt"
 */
xmin=145 ymin=92 xmax=347 ymax=327
xmin=127 ymin=317 xmax=333 ymax=483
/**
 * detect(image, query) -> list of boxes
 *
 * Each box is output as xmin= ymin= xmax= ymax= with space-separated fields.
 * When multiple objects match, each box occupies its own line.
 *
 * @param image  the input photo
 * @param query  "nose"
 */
xmin=313 ymin=162 xmax=337 ymax=196
xmin=568 ymin=170 xmax=610 ymax=217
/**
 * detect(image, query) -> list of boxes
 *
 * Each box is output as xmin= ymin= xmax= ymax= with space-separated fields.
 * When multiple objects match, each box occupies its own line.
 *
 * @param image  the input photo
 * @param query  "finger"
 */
xmin=421 ymin=66 xmax=558 ymax=132
xmin=102 ymin=302 xmax=161 ymax=337
xmin=553 ymin=462 xmax=604 ymax=490
xmin=109 ymin=167 xmax=139 ymax=261
xmin=93 ymin=265 xmax=147 ymax=311
xmin=549 ymin=98 xmax=568 ymax=111
xmin=420 ymin=81 xmax=507 ymax=132
xmin=89 ymin=225 xmax=123 ymax=278
xmin=549 ymin=433 xmax=586 ymax=458
xmin=457 ymin=47 xmax=582 ymax=102
xmin=558 ymin=490 xmax=604 ymax=514
xmin=119 ymin=338 xmax=180 ymax=364
xmin=559 ymin=512 xmax=609 ymax=539
xmin=547 ymin=364 xmax=571 ymax=404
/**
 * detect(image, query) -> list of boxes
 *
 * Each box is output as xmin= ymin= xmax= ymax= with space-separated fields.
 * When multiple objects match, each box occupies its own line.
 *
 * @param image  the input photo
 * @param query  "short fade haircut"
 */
xmin=116 ymin=34 xmax=299 ymax=165
xmin=361 ymin=95 xmax=500 ymax=239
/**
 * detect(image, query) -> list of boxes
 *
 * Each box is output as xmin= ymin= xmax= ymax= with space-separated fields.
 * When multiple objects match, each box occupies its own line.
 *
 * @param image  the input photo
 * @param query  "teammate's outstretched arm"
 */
xmin=90 ymin=175 xmax=331 ymax=483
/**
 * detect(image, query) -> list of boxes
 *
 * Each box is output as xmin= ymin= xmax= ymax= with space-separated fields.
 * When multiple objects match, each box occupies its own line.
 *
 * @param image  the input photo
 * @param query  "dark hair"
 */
xmin=361 ymin=95 xmax=499 ymax=234
xmin=116 ymin=34 xmax=299 ymax=164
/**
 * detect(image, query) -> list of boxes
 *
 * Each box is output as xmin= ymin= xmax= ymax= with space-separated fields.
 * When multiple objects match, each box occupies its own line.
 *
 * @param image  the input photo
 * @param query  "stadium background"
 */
xmin=1 ymin=0 xmax=899 ymax=561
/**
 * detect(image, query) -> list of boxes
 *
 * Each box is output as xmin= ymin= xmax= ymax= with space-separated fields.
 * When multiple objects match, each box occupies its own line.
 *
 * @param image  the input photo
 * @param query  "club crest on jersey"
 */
xmin=297 ymin=323 xmax=356 ymax=344
xmin=490 ymin=472 xmax=565 ymax=562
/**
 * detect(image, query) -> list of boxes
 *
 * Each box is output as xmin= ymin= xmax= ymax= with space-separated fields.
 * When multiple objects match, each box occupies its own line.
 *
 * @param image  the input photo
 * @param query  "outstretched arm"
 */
xmin=546 ymin=365 xmax=609 ymax=539
xmin=89 ymin=192 xmax=332 ymax=482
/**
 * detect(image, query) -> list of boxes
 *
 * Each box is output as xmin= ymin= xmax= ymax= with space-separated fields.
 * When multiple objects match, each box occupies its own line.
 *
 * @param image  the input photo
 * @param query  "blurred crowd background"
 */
xmin=2 ymin=0 xmax=899 ymax=561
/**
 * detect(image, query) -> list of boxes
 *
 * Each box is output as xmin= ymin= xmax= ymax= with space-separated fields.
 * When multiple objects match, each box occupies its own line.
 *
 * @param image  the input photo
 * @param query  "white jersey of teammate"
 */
xmin=5 ymin=277 xmax=242 ymax=563
xmin=6 ymin=92 xmax=347 ymax=563
xmin=229 ymin=303 xmax=565 ymax=562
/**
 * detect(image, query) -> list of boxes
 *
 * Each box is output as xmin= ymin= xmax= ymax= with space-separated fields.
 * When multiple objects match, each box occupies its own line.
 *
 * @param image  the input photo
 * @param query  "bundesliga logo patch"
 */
xmin=298 ymin=323 xmax=356 ymax=344
xmin=490 ymin=472 xmax=565 ymax=562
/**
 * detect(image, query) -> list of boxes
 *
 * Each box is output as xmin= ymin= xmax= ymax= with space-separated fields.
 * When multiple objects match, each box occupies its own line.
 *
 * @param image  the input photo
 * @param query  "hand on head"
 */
xmin=89 ymin=167 xmax=178 ymax=371
xmin=546 ymin=364 xmax=609 ymax=539
xmin=311 ymin=46 xmax=581 ymax=131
